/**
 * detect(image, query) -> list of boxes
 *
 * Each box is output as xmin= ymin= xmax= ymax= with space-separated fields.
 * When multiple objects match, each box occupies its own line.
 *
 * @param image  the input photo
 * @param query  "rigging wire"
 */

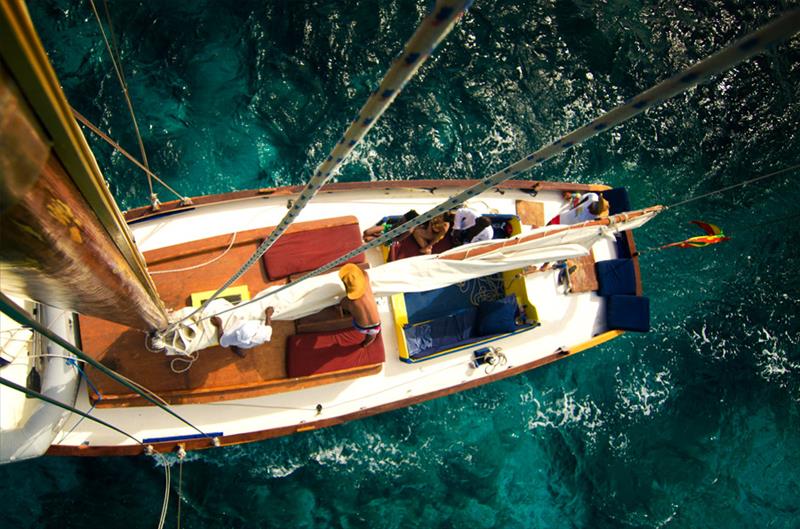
xmin=0 ymin=293 xmax=213 ymax=441
xmin=87 ymin=0 xmax=157 ymax=206
xmin=665 ymin=163 xmax=800 ymax=209
xmin=179 ymin=10 xmax=800 ymax=326
xmin=0 ymin=376 xmax=172 ymax=529
xmin=72 ymin=107 xmax=191 ymax=204
xmin=166 ymin=0 xmax=475 ymax=332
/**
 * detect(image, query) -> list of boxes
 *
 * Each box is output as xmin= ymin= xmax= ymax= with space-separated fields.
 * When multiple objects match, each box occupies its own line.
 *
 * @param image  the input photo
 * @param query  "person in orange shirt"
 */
xmin=338 ymin=264 xmax=381 ymax=347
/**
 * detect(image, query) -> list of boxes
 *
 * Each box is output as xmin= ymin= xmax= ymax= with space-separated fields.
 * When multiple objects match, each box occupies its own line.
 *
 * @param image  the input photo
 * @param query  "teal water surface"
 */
xmin=2 ymin=1 xmax=799 ymax=528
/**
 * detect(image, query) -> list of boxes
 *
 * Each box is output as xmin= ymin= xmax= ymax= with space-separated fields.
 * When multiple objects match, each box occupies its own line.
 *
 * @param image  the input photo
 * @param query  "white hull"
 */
xmin=43 ymin=183 xmax=641 ymax=456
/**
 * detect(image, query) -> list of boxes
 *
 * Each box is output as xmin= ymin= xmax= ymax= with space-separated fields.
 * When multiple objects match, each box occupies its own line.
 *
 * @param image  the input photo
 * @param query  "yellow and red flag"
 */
xmin=661 ymin=220 xmax=731 ymax=249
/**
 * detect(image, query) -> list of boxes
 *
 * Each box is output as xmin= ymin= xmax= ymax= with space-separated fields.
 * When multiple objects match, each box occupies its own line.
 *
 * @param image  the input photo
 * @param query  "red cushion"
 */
xmin=389 ymin=233 xmax=454 ymax=261
xmin=286 ymin=328 xmax=385 ymax=377
xmin=262 ymin=223 xmax=365 ymax=280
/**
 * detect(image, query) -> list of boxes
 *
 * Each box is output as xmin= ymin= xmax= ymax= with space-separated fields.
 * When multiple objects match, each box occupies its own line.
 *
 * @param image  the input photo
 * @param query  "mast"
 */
xmin=0 ymin=3 xmax=167 ymax=330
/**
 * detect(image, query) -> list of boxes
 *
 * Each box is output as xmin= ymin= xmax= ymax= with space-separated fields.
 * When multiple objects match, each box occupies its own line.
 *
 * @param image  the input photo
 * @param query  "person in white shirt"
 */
xmin=210 ymin=307 xmax=274 ymax=358
xmin=547 ymin=192 xmax=609 ymax=225
xmin=453 ymin=208 xmax=494 ymax=244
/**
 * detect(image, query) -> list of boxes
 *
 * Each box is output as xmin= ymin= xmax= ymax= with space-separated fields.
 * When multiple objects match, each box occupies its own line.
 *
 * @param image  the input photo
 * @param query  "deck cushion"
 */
xmin=476 ymin=295 xmax=519 ymax=336
xmin=262 ymin=221 xmax=365 ymax=280
xmin=606 ymin=295 xmax=650 ymax=332
xmin=596 ymin=258 xmax=637 ymax=296
xmin=286 ymin=328 xmax=385 ymax=377
xmin=603 ymin=187 xmax=631 ymax=215
xmin=404 ymin=307 xmax=478 ymax=359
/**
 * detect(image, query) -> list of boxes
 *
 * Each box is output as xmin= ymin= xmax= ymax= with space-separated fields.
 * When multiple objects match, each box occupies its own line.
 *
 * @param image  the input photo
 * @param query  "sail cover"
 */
xmin=159 ymin=208 xmax=659 ymax=356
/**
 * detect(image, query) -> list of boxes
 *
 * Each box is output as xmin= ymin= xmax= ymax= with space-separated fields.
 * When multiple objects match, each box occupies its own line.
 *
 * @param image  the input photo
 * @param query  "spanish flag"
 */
xmin=661 ymin=221 xmax=731 ymax=249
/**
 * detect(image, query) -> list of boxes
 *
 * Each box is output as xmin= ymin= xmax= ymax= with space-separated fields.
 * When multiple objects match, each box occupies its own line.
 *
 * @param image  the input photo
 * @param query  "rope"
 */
xmin=150 ymin=233 xmax=237 ymax=275
xmin=72 ymin=107 xmax=191 ymax=204
xmin=180 ymin=11 xmax=798 ymax=328
xmin=166 ymin=1 xmax=474 ymax=333
xmin=176 ymin=447 xmax=185 ymax=529
xmin=0 ymin=375 xmax=139 ymax=445
xmin=666 ymin=163 xmax=800 ymax=209
xmin=0 ymin=293 xmax=213 ymax=440
xmin=88 ymin=0 xmax=156 ymax=205
xmin=170 ymin=352 xmax=199 ymax=374
xmin=635 ymin=164 xmax=800 ymax=254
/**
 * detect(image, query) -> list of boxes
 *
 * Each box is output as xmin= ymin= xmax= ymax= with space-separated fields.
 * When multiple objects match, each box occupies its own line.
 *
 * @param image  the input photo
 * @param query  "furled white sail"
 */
xmin=159 ymin=208 xmax=660 ymax=356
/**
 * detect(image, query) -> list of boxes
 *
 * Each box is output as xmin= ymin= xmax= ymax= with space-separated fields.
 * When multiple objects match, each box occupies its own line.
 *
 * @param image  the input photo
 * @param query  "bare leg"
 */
xmin=210 ymin=316 xmax=224 ymax=342
xmin=211 ymin=315 xmax=246 ymax=358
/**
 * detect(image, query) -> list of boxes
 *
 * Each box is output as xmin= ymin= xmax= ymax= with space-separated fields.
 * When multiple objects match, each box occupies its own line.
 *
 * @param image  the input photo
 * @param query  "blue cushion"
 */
xmin=615 ymin=233 xmax=633 ymax=259
xmin=405 ymin=307 xmax=477 ymax=358
xmin=476 ymin=295 xmax=519 ymax=336
xmin=596 ymin=259 xmax=636 ymax=296
xmin=602 ymin=187 xmax=631 ymax=215
xmin=606 ymin=295 xmax=650 ymax=332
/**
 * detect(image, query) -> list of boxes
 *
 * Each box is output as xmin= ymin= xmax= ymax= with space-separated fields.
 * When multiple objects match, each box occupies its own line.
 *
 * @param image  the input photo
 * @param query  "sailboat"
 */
xmin=1 ymin=2 xmax=797 ymax=462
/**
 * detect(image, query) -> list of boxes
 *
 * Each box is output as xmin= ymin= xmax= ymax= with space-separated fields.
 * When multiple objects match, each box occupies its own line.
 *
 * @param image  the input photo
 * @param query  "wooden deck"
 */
xmin=80 ymin=217 xmax=377 ymax=407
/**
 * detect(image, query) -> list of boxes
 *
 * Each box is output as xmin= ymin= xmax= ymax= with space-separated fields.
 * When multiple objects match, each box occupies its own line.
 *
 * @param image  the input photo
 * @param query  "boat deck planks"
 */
xmin=79 ymin=217 xmax=373 ymax=407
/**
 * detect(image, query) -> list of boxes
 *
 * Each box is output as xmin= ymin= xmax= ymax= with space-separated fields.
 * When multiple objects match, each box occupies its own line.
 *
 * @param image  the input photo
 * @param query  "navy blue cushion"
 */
xmin=405 ymin=307 xmax=477 ymax=358
xmin=602 ymin=187 xmax=631 ymax=215
xmin=615 ymin=233 xmax=633 ymax=259
xmin=476 ymin=295 xmax=518 ymax=336
xmin=606 ymin=295 xmax=650 ymax=332
xmin=596 ymin=259 xmax=636 ymax=296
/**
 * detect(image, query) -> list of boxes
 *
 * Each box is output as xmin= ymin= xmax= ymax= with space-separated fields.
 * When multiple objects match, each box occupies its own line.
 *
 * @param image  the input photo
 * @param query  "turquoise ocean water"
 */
xmin=2 ymin=1 xmax=799 ymax=527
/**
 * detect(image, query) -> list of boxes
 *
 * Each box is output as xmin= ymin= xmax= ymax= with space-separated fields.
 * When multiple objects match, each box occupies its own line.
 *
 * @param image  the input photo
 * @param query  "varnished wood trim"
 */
xmin=93 ymin=363 xmax=383 ymax=407
xmin=124 ymin=180 xmax=612 ymax=222
xmin=46 ymin=332 xmax=620 ymax=457
xmin=624 ymin=230 xmax=644 ymax=296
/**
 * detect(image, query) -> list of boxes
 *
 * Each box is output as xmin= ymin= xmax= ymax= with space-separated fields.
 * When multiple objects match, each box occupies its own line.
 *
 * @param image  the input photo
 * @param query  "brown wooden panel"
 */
xmin=515 ymin=200 xmax=545 ymax=227
xmin=566 ymin=253 xmax=599 ymax=294
xmin=78 ymin=215 xmax=385 ymax=409
xmin=93 ymin=363 xmax=382 ymax=407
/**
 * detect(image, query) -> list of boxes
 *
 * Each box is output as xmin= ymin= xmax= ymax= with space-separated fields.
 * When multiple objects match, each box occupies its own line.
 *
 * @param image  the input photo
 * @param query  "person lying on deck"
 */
xmin=452 ymin=207 xmax=493 ymax=245
xmin=412 ymin=214 xmax=451 ymax=254
xmin=547 ymin=192 xmax=609 ymax=225
xmin=210 ymin=307 xmax=274 ymax=358
xmin=362 ymin=209 xmax=419 ymax=243
xmin=338 ymin=264 xmax=381 ymax=347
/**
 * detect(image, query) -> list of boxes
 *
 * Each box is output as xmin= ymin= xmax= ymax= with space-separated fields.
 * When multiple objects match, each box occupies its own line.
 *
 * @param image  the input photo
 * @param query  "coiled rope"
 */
xmin=166 ymin=0 xmax=475 ymax=333
xmin=0 ymin=293 xmax=214 ymax=441
xmin=191 ymin=9 xmax=800 ymax=325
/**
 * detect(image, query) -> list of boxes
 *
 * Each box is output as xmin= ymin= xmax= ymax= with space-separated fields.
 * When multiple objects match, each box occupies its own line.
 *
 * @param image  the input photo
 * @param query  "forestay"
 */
xmin=158 ymin=208 xmax=661 ymax=356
